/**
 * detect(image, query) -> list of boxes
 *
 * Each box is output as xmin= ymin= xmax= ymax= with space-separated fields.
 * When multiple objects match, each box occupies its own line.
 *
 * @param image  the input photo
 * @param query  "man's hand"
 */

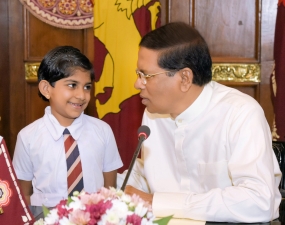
xmin=124 ymin=185 xmax=153 ymax=205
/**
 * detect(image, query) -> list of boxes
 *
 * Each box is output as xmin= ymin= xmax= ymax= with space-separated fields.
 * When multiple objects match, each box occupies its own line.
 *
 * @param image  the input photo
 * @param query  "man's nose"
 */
xmin=134 ymin=77 xmax=145 ymax=90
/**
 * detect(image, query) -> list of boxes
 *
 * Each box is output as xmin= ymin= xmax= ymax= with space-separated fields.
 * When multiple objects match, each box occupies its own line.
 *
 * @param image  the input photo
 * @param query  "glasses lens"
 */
xmin=136 ymin=70 xmax=147 ymax=84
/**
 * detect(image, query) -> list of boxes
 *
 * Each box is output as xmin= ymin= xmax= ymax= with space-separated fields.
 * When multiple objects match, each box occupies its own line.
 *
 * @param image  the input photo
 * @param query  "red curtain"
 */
xmin=271 ymin=0 xmax=285 ymax=141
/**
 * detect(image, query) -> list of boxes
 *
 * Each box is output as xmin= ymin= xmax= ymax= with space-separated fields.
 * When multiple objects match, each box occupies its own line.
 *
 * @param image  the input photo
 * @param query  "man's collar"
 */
xmin=174 ymin=81 xmax=213 ymax=126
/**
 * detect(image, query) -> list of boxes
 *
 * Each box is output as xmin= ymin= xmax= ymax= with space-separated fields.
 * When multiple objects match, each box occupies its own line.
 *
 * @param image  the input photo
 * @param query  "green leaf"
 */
xmin=154 ymin=215 xmax=173 ymax=225
xmin=67 ymin=196 xmax=73 ymax=205
xmin=42 ymin=205 xmax=50 ymax=218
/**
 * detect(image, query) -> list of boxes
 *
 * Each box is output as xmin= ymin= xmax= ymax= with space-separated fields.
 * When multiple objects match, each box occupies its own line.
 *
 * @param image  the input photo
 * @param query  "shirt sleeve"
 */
xmin=12 ymin=132 xmax=33 ymax=181
xmin=126 ymin=158 xmax=151 ymax=193
xmin=152 ymin=103 xmax=281 ymax=222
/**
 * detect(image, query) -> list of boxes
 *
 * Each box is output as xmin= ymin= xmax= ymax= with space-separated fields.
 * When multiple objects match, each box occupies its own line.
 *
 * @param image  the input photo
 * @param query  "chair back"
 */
xmin=273 ymin=141 xmax=285 ymax=190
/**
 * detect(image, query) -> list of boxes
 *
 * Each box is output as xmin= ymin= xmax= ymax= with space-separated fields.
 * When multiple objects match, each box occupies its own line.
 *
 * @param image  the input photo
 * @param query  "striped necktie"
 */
xmin=63 ymin=128 xmax=84 ymax=196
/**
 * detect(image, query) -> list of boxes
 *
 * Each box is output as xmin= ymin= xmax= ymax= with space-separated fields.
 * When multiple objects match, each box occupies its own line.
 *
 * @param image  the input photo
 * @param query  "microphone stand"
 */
xmin=120 ymin=136 xmax=145 ymax=191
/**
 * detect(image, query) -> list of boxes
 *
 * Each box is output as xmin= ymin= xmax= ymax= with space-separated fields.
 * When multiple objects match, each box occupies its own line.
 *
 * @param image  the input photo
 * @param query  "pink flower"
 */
xmin=56 ymin=199 xmax=72 ymax=219
xmin=70 ymin=209 xmax=90 ymax=225
xmin=126 ymin=213 xmax=142 ymax=225
xmin=85 ymin=200 xmax=112 ymax=225
xmin=80 ymin=192 xmax=104 ymax=205
xmin=131 ymin=195 xmax=151 ymax=210
xmin=98 ymin=187 xmax=117 ymax=199
xmin=34 ymin=187 xmax=167 ymax=225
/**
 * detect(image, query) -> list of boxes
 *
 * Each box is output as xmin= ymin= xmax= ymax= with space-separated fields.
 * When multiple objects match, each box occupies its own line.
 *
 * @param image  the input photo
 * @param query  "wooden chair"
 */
xmin=272 ymin=141 xmax=285 ymax=222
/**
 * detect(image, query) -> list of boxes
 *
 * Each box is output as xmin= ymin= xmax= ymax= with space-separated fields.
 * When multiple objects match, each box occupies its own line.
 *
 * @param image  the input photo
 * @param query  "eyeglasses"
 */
xmin=136 ymin=69 xmax=172 ymax=85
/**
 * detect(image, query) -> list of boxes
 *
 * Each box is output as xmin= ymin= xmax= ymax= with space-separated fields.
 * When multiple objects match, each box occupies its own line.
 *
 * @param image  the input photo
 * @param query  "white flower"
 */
xmin=106 ymin=211 xmax=120 ymax=224
xmin=44 ymin=208 xmax=59 ymax=224
xmin=129 ymin=202 xmax=135 ymax=208
xmin=114 ymin=188 xmax=124 ymax=196
xmin=121 ymin=193 xmax=132 ymax=203
xmin=34 ymin=187 xmax=167 ymax=225
xmin=141 ymin=217 xmax=158 ymax=225
xmin=68 ymin=196 xmax=85 ymax=210
xmin=58 ymin=217 xmax=76 ymax=225
xmin=135 ymin=202 xmax=148 ymax=217
xmin=109 ymin=199 xmax=129 ymax=217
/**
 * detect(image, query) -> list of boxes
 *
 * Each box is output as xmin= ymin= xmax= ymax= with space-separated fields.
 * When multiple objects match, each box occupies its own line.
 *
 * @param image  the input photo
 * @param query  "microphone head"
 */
xmin=137 ymin=125 xmax=151 ymax=140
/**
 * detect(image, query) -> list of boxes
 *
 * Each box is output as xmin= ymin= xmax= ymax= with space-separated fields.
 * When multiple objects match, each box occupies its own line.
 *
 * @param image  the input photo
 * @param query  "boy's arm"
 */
xmin=18 ymin=179 xmax=32 ymax=205
xmin=103 ymin=170 xmax=117 ymax=188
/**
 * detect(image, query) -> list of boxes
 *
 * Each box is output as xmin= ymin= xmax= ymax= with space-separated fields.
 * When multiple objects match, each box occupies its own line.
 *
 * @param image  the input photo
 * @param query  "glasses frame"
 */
xmin=136 ymin=69 xmax=172 ymax=85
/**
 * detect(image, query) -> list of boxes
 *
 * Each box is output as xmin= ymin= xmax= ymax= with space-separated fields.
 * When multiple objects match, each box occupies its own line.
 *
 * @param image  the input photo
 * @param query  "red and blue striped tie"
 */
xmin=63 ymin=129 xmax=84 ymax=196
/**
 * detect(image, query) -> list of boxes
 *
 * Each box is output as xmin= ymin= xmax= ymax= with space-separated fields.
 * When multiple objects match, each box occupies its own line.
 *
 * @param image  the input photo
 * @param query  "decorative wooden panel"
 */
xmin=195 ymin=0 xmax=259 ymax=63
xmin=25 ymin=12 xmax=86 ymax=61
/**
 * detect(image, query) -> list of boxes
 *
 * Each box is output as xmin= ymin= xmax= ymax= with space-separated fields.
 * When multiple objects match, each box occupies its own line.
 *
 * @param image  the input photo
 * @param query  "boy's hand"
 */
xmin=18 ymin=179 xmax=32 ymax=205
xmin=124 ymin=185 xmax=153 ymax=205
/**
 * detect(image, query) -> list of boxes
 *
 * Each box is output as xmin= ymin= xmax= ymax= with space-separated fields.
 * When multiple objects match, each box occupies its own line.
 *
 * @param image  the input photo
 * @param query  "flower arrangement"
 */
xmin=34 ymin=187 xmax=172 ymax=225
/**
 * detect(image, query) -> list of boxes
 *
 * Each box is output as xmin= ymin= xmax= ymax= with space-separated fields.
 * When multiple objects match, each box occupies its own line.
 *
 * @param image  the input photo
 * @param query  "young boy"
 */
xmin=12 ymin=46 xmax=123 ymax=217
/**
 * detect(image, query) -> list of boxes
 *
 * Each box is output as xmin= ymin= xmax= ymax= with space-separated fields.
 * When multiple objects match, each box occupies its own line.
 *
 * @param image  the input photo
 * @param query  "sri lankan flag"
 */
xmin=93 ymin=0 xmax=161 ymax=171
xmin=0 ymin=136 xmax=34 ymax=224
xmin=271 ymin=0 xmax=285 ymax=141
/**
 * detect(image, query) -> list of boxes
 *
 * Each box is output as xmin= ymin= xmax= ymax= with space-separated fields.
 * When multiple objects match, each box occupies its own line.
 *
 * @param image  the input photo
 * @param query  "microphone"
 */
xmin=120 ymin=125 xmax=151 ymax=191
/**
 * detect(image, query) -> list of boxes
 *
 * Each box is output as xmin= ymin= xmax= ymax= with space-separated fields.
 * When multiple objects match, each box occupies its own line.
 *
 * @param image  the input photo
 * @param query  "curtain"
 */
xmin=271 ymin=0 xmax=285 ymax=141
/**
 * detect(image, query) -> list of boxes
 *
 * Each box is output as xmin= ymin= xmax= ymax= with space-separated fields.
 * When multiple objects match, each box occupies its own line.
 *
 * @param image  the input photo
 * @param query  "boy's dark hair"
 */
xmin=139 ymin=22 xmax=212 ymax=86
xmin=38 ymin=46 xmax=94 ymax=101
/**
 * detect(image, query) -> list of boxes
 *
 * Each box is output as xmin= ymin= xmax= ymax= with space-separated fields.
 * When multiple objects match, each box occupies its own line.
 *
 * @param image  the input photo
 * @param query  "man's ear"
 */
xmin=180 ymin=68 xmax=193 ymax=92
xmin=38 ymin=80 xmax=51 ymax=100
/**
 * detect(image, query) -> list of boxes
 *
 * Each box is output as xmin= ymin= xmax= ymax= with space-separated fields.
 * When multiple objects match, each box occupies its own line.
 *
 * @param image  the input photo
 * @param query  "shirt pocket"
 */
xmin=198 ymin=160 xmax=232 ymax=192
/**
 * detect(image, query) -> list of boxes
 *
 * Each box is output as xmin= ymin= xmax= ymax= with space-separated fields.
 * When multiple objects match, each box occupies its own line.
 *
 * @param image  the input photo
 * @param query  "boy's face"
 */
xmin=48 ymin=69 xmax=92 ymax=126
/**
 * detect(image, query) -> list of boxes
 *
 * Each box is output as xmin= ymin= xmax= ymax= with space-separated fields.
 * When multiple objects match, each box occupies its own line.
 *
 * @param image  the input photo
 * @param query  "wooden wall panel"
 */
xmin=168 ymin=0 xmax=191 ymax=24
xmin=8 ymin=0 xmax=26 ymax=156
xmin=25 ymin=13 xmax=86 ymax=60
xmin=195 ymin=0 xmax=258 ymax=62
xmin=0 ymin=0 xmax=10 ymax=145
xmin=259 ymin=0 xmax=278 ymax=128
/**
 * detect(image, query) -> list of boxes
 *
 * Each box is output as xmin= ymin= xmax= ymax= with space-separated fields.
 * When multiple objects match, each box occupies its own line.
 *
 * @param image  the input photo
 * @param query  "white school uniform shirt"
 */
xmin=128 ymin=81 xmax=281 ymax=223
xmin=13 ymin=106 xmax=123 ymax=207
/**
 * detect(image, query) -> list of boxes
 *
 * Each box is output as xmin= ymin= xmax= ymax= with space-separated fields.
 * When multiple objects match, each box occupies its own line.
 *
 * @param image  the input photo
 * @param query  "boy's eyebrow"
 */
xmin=63 ymin=78 xmax=78 ymax=82
xmin=63 ymin=79 xmax=93 ymax=85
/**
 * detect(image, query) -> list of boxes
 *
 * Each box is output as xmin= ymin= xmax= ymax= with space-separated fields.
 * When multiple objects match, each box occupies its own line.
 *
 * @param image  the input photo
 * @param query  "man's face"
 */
xmin=134 ymin=47 xmax=182 ymax=115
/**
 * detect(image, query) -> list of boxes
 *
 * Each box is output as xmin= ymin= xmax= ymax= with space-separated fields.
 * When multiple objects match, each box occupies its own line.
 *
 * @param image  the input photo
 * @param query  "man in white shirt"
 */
xmin=124 ymin=22 xmax=282 ymax=222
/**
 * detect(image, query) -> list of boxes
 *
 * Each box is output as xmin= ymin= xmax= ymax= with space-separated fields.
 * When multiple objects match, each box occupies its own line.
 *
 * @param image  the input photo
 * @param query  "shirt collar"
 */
xmin=175 ymin=81 xmax=213 ymax=126
xmin=43 ymin=106 xmax=84 ymax=141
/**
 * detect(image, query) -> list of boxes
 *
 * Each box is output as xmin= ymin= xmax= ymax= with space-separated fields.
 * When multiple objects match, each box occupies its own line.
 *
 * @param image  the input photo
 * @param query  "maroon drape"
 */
xmin=272 ymin=1 xmax=285 ymax=141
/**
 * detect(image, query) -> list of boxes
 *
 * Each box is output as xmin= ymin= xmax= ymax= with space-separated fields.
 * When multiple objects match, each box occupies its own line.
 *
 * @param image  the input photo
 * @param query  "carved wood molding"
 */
xmin=212 ymin=63 xmax=260 ymax=82
xmin=25 ymin=62 xmax=261 ymax=83
xmin=25 ymin=62 xmax=40 ymax=83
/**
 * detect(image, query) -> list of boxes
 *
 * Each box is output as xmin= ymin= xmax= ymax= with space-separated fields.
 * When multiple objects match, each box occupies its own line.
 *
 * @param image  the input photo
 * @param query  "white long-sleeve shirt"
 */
xmin=128 ymin=81 xmax=281 ymax=222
